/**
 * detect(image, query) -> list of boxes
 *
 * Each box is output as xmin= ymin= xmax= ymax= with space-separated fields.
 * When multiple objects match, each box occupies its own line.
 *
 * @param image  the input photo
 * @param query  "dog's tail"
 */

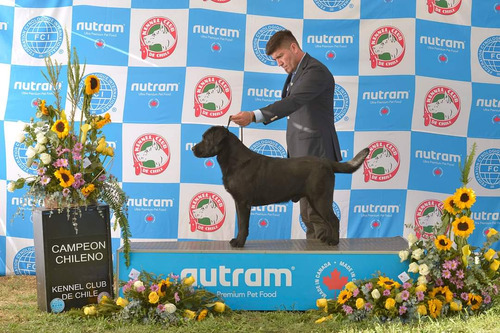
xmin=331 ymin=148 xmax=370 ymax=174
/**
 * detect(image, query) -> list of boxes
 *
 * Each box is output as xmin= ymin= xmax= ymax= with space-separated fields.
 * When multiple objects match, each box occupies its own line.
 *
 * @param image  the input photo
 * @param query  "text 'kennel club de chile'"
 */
xmin=192 ymin=126 xmax=370 ymax=248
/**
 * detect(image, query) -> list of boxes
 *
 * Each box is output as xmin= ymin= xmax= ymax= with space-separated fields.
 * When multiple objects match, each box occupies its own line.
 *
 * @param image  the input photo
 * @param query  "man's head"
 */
xmin=266 ymin=30 xmax=305 ymax=74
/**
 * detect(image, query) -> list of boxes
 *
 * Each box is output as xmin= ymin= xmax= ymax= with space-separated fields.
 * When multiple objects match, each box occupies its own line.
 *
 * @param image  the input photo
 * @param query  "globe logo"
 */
xmin=13 ymin=246 xmax=36 ymax=275
xmin=478 ymin=36 xmax=500 ymax=77
xmin=253 ymin=24 xmax=285 ymax=66
xmin=474 ymin=148 xmax=500 ymax=189
xmin=50 ymin=298 xmax=65 ymax=313
xmin=13 ymin=142 xmax=39 ymax=175
xmin=249 ymin=139 xmax=287 ymax=158
xmin=78 ymin=73 xmax=118 ymax=114
xmin=333 ymin=84 xmax=349 ymax=123
xmin=21 ymin=16 xmax=63 ymax=59
xmin=313 ymin=0 xmax=351 ymax=12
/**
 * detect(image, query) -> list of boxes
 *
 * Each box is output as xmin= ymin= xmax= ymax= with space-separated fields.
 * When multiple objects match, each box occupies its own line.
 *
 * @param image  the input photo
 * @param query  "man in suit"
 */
xmin=231 ymin=29 xmax=342 ymax=242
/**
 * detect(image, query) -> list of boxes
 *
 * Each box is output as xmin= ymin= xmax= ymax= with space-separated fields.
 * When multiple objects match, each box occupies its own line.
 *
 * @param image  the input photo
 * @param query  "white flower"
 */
xmin=408 ymin=262 xmax=419 ymax=273
xmin=411 ymin=248 xmax=424 ymax=260
xmin=407 ymin=233 xmax=418 ymax=246
xmin=35 ymin=143 xmax=46 ymax=153
xmin=164 ymin=303 xmax=176 ymax=314
xmin=475 ymin=255 xmax=480 ymax=265
xmin=133 ymin=280 xmax=144 ymax=290
xmin=419 ymin=264 xmax=430 ymax=276
xmin=17 ymin=133 xmax=26 ymax=143
xmin=25 ymin=146 xmax=37 ymax=158
xmin=371 ymin=289 xmax=381 ymax=299
xmin=7 ymin=182 xmax=15 ymax=192
xmin=417 ymin=275 xmax=427 ymax=286
xmin=36 ymin=132 xmax=48 ymax=144
xmin=399 ymin=250 xmax=409 ymax=262
xmin=40 ymin=153 xmax=51 ymax=165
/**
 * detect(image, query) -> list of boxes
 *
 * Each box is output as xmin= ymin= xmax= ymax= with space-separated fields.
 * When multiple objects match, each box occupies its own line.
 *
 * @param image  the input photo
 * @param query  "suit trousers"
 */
xmin=300 ymin=197 xmax=327 ymax=239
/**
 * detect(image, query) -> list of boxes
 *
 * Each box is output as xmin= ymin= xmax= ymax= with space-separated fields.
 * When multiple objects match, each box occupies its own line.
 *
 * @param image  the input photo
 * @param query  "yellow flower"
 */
xmin=148 ymin=291 xmax=159 ymax=304
xmin=315 ymin=314 xmax=333 ymax=324
xmin=104 ymin=146 xmax=114 ymax=157
xmin=415 ymin=284 xmax=427 ymax=293
xmin=434 ymin=235 xmax=452 ymax=251
xmin=40 ymin=99 xmax=48 ymax=115
xmin=417 ymin=304 xmax=427 ymax=315
xmin=337 ymin=290 xmax=352 ymax=305
xmin=452 ymin=216 xmax=475 ymax=238
xmin=377 ymin=276 xmax=400 ymax=290
xmin=450 ymin=301 xmax=462 ymax=311
xmin=490 ymin=259 xmax=499 ymax=272
xmin=453 ymin=187 xmax=476 ymax=210
xmin=184 ymin=275 xmax=195 ymax=286
xmin=54 ymin=168 xmax=75 ymax=188
xmin=96 ymin=137 xmax=107 ymax=153
xmin=487 ymin=228 xmax=498 ymax=238
xmin=385 ymin=298 xmax=396 ymax=310
xmin=197 ymin=309 xmax=208 ymax=321
xmin=83 ymin=305 xmax=97 ymax=316
xmin=316 ymin=298 xmax=328 ymax=309
xmin=93 ymin=113 xmax=112 ymax=129
xmin=429 ymin=286 xmax=453 ymax=303
xmin=80 ymin=123 xmax=91 ymax=143
xmin=428 ymin=298 xmax=442 ymax=318
xmin=85 ymin=74 xmax=100 ymax=95
xmin=345 ymin=281 xmax=357 ymax=292
xmin=184 ymin=309 xmax=196 ymax=319
xmin=468 ymin=294 xmax=482 ymax=310
xmin=443 ymin=195 xmax=459 ymax=215
xmin=355 ymin=298 xmax=365 ymax=310
xmin=51 ymin=118 xmax=69 ymax=139
xmin=484 ymin=249 xmax=496 ymax=261
xmin=213 ymin=301 xmax=226 ymax=313
xmin=81 ymin=184 xmax=95 ymax=197
xmin=462 ymin=245 xmax=471 ymax=266
xmin=116 ymin=297 xmax=129 ymax=308
xmin=157 ymin=278 xmax=172 ymax=297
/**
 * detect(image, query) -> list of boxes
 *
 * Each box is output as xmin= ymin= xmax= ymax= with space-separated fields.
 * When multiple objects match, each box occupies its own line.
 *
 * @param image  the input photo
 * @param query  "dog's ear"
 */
xmin=210 ymin=126 xmax=230 ymax=146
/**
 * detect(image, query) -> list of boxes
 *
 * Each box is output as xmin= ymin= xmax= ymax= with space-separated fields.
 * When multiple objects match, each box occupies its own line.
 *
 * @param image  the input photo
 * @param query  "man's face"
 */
xmin=271 ymin=43 xmax=300 ymax=74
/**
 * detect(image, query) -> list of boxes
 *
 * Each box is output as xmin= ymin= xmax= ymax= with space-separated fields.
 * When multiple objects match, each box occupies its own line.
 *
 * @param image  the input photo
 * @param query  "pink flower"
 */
xmin=401 ymin=290 xmax=410 ymax=301
xmin=403 ymin=282 xmax=411 ymax=289
xmin=456 ymin=270 xmax=465 ymax=279
xmin=174 ymin=292 xmax=180 ymax=303
xmin=73 ymin=142 xmax=83 ymax=151
xmin=442 ymin=269 xmax=451 ymax=279
xmin=62 ymin=188 xmax=71 ymax=197
xmin=461 ymin=292 xmax=469 ymax=301
xmin=136 ymin=285 xmax=145 ymax=293
xmin=56 ymin=147 xmax=71 ymax=156
xmin=353 ymin=288 xmax=359 ymax=297
xmin=98 ymin=174 xmax=107 ymax=181
xmin=383 ymin=289 xmax=391 ymax=296
xmin=399 ymin=305 xmax=407 ymax=315
xmin=52 ymin=158 xmax=68 ymax=168
xmin=342 ymin=305 xmax=353 ymax=314
xmin=416 ymin=291 xmax=425 ymax=301
xmin=40 ymin=175 xmax=51 ymax=185
xmin=37 ymin=167 xmax=46 ymax=175
xmin=150 ymin=284 xmax=159 ymax=292
xmin=157 ymin=304 xmax=165 ymax=312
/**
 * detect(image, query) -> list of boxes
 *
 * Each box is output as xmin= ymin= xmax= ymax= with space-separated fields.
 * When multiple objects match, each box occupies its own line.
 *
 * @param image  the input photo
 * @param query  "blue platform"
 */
xmin=117 ymin=237 xmax=408 ymax=310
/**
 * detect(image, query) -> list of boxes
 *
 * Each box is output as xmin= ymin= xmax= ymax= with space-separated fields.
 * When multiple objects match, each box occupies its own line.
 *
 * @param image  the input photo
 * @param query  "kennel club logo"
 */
xmin=189 ymin=191 xmax=226 ymax=232
xmin=314 ymin=260 xmax=356 ymax=298
xmin=427 ymin=0 xmax=462 ymax=15
xmin=369 ymin=26 xmax=405 ymax=69
xmin=194 ymin=76 xmax=232 ymax=118
xmin=414 ymin=199 xmax=444 ymax=240
xmin=132 ymin=134 xmax=171 ymax=176
xmin=423 ymin=86 xmax=461 ymax=127
xmin=363 ymin=141 xmax=400 ymax=182
xmin=140 ymin=17 xmax=178 ymax=60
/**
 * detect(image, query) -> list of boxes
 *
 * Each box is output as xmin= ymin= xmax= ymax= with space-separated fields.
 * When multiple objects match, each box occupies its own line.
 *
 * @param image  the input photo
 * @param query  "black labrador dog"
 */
xmin=192 ymin=126 xmax=369 ymax=248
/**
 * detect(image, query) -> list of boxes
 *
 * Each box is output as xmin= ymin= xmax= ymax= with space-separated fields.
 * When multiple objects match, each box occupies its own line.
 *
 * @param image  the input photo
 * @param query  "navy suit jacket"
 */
xmin=260 ymin=53 xmax=342 ymax=162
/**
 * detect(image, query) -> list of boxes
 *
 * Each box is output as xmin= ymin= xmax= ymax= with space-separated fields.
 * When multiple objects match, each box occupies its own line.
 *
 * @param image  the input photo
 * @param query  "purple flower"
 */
xmin=136 ymin=285 xmax=145 ymax=292
xmin=401 ymin=290 xmax=410 ymax=301
xmin=456 ymin=270 xmax=465 ymax=279
xmin=403 ymin=282 xmax=411 ymax=290
xmin=461 ymin=292 xmax=469 ymax=301
xmin=37 ymin=167 xmax=46 ymax=176
xmin=455 ymin=280 xmax=464 ymax=290
xmin=399 ymin=305 xmax=407 ymax=315
xmin=342 ymin=305 xmax=353 ymax=314
xmin=98 ymin=174 xmax=107 ymax=181
xmin=174 ymin=292 xmax=180 ymax=303
xmin=353 ymin=288 xmax=359 ymax=297
xmin=450 ymin=259 xmax=459 ymax=270
xmin=62 ymin=188 xmax=71 ymax=197
xmin=416 ymin=291 xmax=425 ymax=301
xmin=150 ymin=284 xmax=159 ymax=292
xmin=435 ymin=278 xmax=444 ymax=286
xmin=442 ymin=269 xmax=451 ymax=279
xmin=364 ymin=282 xmax=373 ymax=292
xmin=52 ymin=158 xmax=68 ymax=168
xmin=157 ymin=304 xmax=165 ymax=312
xmin=443 ymin=260 xmax=452 ymax=270
xmin=364 ymin=302 xmax=373 ymax=311
xmin=73 ymin=142 xmax=83 ymax=151
xmin=483 ymin=294 xmax=491 ymax=304
xmin=383 ymin=289 xmax=391 ymax=296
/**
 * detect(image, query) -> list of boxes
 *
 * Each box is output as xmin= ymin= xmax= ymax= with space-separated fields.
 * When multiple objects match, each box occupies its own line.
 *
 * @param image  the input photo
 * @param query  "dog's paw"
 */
xmin=229 ymin=238 xmax=245 ymax=248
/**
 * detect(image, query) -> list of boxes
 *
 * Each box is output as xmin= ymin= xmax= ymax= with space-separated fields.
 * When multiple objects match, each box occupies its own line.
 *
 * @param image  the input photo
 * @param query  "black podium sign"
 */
xmin=33 ymin=205 xmax=113 ymax=313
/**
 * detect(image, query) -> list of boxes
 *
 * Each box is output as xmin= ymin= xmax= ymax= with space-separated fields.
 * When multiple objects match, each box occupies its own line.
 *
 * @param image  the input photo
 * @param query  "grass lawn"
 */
xmin=1 ymin=275 xmax=499 ymax=333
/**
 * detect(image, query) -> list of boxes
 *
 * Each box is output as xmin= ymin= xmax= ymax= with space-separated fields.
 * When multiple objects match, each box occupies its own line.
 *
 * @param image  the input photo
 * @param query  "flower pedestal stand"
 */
xmin=33 ymin=204 xmax=113 ymax=313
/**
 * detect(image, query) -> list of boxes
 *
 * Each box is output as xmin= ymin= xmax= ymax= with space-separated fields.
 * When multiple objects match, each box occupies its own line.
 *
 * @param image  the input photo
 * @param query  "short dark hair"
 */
xmin=265 ymin=30 xmax=300 ymax=56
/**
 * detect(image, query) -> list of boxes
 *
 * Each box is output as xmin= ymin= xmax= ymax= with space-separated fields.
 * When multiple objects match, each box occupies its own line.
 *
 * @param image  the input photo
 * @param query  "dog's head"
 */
xmin=192 ymin=126 xmax=230 ymax=158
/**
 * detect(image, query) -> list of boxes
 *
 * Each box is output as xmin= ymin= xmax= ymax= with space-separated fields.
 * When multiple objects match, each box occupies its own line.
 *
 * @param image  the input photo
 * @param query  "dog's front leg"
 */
xmin=230 ymin=202 xmax=250 ymax=248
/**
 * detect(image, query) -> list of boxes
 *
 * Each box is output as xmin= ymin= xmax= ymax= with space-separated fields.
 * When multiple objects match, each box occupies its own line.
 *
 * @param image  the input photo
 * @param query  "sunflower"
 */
xmin=377 ymin=276 xmax=400 ymax=290
xmin=51 ymin=118 xmax=69 ymax=139
xmin=337 ymin=290 xmax=352 ymax=304
xmin=452 ymin=216 xmax=475 ymax=238
xmin=85 ymin=74 xmax=100 ymax=95
xmin=428 ymin=298 xmax=443 ymax=318
xmin=54 ymin=168 xmax=75 ymax=188
xmin=429 ymin=286 xmax=453 ymax=303
xmin=468 ymin=294 xmax=482 ymax=310
xmin=81 ymin=184 xmax=95 ymax=197
xmin=443 ymin=196 xmax=459 ymax=215
xmin=157 ymin=278 xmax=172 ymax=297
xmin=453 ymin=187 xmax=476 ymax=210
xmin=40 ymin=99 xmax=48 ymax=115
xmin=434 ymin=235 xmax=452 ymax=251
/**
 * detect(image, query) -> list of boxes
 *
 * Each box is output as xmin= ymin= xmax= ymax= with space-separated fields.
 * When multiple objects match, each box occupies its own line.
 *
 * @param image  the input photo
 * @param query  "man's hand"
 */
xmin=231 ymin=111 xmax=254 ymax=127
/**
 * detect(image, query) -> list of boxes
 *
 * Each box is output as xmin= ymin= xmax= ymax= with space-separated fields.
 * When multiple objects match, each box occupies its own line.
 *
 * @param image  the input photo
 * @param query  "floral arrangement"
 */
xmin=314 ymin=144 xmax=499 ymax=323
xmin=78 ymin=271 xmax=229 ymax=325
xmin=7 ymin=38 xmax=131 ymax=265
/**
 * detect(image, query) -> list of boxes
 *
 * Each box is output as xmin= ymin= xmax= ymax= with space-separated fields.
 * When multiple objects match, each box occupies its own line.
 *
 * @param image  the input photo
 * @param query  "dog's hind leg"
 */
xmin=230 ymin=202 xmax=251 ymax=248
xmin=308 ymin=199 xmax=340 ymax=246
